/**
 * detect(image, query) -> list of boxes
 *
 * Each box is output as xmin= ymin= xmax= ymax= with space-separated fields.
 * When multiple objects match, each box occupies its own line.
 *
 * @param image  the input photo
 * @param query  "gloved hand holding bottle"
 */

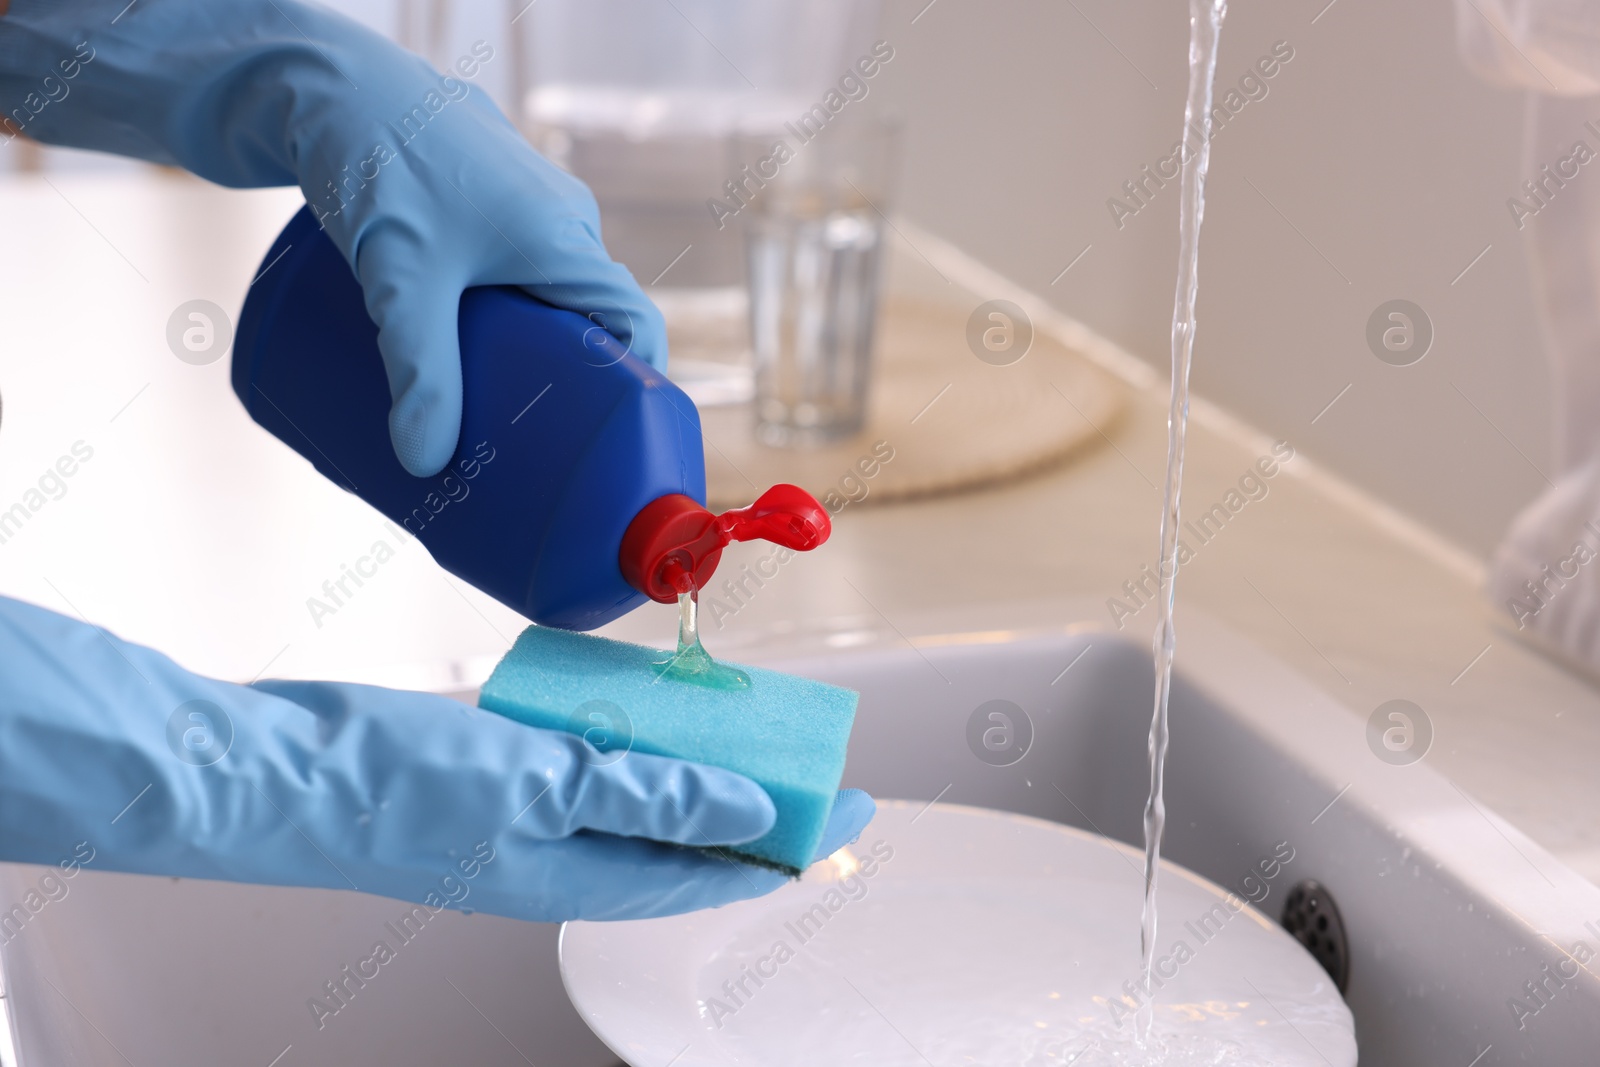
xmin=0 ymin=0 xmax=665 ymax=477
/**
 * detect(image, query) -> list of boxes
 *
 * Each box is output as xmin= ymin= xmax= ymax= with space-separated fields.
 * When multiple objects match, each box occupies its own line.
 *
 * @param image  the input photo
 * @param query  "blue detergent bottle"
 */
xmin=233 ymin=207 xmax=829 ymax=631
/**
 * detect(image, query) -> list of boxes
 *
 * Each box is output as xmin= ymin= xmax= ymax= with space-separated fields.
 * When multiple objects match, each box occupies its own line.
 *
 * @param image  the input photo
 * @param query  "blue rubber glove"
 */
xmin=0 ymin=597 xmax=875 ymax=921
xmin=0 ymin=0 xmax=666 ymax=477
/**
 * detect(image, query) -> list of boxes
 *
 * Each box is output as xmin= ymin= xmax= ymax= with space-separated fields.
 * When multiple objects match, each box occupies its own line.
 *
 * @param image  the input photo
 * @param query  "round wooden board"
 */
xmin=699 ymin=297 xmax=1127 ymax=510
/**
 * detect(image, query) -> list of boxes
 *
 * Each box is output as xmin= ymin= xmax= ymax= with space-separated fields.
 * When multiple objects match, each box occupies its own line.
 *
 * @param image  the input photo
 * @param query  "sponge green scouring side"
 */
xmin=478 ymin=625 xmax=858 ymax=875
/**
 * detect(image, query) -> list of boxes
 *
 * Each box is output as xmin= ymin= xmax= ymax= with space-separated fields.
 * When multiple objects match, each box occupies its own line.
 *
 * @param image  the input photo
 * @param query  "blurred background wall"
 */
xmin=869 ymin=0 xmax=1547 ymax=562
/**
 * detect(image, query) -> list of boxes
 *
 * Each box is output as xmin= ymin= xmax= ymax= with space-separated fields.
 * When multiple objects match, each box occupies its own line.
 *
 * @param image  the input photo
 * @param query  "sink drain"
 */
xmin=1281 ymin=880 xmax=1349 ymax=993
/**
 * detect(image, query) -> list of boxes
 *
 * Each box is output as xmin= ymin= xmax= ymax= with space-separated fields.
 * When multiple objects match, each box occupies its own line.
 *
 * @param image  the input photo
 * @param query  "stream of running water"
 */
xmin=1138 ymin=0 xmax=1228 ymax=1043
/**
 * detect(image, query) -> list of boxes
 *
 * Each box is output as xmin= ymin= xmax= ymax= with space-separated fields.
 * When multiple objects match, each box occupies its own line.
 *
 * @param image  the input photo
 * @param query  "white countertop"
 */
xmin=3 ymin=170 xmax=1596 ymax=888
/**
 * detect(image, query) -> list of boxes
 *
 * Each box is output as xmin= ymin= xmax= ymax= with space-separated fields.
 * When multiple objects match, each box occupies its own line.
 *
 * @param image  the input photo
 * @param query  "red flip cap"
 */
xmin=619 ymin=484 xmax=832 ymax=603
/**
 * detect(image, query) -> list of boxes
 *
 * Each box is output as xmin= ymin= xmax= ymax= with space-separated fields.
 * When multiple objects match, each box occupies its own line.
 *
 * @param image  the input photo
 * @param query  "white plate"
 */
xmin=560 ymin=801 xmax=1357 ymax=1067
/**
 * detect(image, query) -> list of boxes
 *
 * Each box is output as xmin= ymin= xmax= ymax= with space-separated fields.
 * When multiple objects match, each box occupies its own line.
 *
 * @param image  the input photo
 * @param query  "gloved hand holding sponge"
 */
xmin=0 ymin=599 xmax=872 ymax=921
xmin=0 ymin=0 xmax=870 ymax=919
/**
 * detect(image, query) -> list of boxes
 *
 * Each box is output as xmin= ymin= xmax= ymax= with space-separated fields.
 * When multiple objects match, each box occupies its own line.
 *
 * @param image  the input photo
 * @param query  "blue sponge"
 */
xmin=478 ymin=626 xmax=859 ymax=875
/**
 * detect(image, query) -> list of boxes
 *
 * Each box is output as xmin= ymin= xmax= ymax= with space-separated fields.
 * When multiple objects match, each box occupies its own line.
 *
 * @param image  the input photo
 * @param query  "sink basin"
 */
xmin=3 ymin=604 xmax=1597 ymax=1065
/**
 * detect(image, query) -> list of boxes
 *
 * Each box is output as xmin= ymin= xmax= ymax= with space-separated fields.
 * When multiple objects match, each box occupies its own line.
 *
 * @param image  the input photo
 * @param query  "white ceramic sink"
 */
xmin=3 ymin=605 xmax=1597 ymax=1065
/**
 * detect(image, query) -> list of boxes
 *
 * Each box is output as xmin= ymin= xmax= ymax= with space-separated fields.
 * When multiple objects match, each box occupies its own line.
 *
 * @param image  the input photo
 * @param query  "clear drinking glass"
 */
xmin=739 ymin=117 xmax=901 ymax=447
xmin=509 ymin=0 xmax=883 ymax=409
xmin=510 ymin=6 xmax=882 ymax=290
